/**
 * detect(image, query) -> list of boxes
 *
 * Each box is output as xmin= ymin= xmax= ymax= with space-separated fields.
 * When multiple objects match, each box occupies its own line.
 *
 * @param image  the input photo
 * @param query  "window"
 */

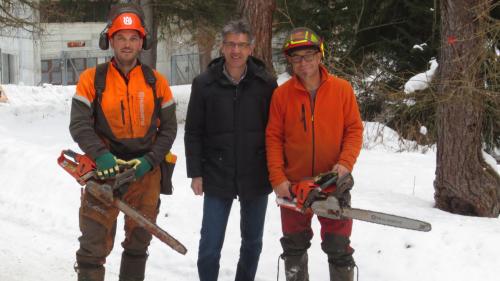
xmin=41 ymin=59 xmax=62 ymax=85
xmin=66 ymin=57 xmax=97 ymax=85
xmin=1 ymin=53 xmax=16 ymax=84
xmin=41 ymin=57 xmax=97 ymax=85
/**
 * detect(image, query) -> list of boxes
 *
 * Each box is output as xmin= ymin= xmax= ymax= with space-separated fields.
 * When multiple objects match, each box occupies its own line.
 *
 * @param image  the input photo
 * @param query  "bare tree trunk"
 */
xmin=435 ymin=0 xmax=500 ymax=217
xmin=238 ymin=0 xmax=276 ymax=75
xmin=195 ymin=24 xmax=216 ymax=73
xmin=136 ymin=0 xmax=157 ymax=68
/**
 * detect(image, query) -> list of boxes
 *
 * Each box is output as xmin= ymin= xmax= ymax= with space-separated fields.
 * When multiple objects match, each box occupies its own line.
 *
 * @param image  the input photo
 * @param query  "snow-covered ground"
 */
xmin=0 ymin=83 xmax=499 ymax=281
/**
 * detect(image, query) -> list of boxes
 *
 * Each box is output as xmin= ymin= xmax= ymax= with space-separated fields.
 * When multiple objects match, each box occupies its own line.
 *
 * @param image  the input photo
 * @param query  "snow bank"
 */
xmin=0 ymin=83 xmax=192 ymax=123
xmin=404 ymin=58 xmax=438 ymax=94
xmin=363 ymin=122 xmax=433 ymax=152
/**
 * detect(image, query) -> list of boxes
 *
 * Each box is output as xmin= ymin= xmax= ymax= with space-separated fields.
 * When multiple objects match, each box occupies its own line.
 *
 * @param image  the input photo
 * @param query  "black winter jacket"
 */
xmin=184 ymin=56 xmax=277 ymax=199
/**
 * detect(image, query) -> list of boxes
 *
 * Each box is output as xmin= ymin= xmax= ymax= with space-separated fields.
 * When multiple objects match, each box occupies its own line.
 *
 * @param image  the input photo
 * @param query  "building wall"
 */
xmin=41 ymin=22 xmax=110 ymax=60
xmin=0 ymin=2 xmax=40 ymax=86
xmin=39 ymin=22 xmax=196 ymax=85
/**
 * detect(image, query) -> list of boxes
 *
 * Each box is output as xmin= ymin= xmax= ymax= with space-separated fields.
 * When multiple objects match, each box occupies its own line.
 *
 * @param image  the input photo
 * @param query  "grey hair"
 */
xmin=221 ymin=19 xmax=254 ymax=44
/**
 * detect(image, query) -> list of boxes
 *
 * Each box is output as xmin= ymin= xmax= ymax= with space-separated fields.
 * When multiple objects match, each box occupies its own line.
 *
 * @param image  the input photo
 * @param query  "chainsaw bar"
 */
xmin=59 ymin=149 xmax=188 ymax=254
xmin=313 ymin=197 xmax=431 ymax=232
xmin=277 ymin=197 xmax=431 ymax=232
xmin=86 ymin=181 xmax=188 ymax=255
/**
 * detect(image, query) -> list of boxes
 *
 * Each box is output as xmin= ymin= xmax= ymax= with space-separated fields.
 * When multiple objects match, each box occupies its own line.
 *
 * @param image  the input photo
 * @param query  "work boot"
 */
xmin=118 ymin=252 xmax=148 ymax=281
xmin=282 ymin=253 xmax=309 ymax=281
xmin=329 ymin=263 xmax=354 ymax=281
xmin=75 ymin=263 xmax=105 ymax=281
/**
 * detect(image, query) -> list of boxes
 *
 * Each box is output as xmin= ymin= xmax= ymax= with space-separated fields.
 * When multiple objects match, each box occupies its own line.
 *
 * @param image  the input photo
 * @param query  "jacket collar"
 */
xmin=205 ymin=56 xmax=271 ymax=85
xmin=110 ymin=58 xmax=142 ymax=81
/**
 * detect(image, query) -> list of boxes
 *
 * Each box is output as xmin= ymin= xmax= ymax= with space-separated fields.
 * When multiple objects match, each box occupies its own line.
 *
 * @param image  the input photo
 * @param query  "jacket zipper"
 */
xmin=233 ymin=86 xmax=239 ymax=195
xmin=301 ymin=104 xmax=306 ymax=131
xmin=310 ymin=95 xmax=316 ymax=176
xmin=126 ymin=87 xmax=134 ymax=136
xmin=120 ymin=100 xmax=125 ymax=125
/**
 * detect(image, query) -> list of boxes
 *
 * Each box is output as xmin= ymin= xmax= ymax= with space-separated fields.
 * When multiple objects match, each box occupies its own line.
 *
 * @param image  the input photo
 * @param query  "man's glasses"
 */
xmin=288 ymin=51 xmax=319 ymax=64
xmin=223 ymin=41 xmax=251 ymax=49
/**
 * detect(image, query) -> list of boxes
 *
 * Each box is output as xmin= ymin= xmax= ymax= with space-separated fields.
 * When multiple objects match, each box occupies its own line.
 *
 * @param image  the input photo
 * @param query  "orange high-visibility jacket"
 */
xmin=266 ymin=65 xmax=363 ymax=187
xmin=70 ymin=61 xmax=176 ymax=167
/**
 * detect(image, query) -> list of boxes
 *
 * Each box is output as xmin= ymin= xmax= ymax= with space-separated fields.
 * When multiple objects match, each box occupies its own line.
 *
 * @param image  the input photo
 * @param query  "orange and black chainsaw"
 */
xmin=277 ymin=172 xmax=432 ymax=232
xmin=57 ymin=149 xmax=187 ymax=255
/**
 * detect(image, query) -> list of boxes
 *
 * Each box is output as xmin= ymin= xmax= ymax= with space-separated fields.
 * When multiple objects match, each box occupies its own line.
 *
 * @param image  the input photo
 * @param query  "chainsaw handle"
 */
xmin=62 ymin=149 xmax=80 ymax=162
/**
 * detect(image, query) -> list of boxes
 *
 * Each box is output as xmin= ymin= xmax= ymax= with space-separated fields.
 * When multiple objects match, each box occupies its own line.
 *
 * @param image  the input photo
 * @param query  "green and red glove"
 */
xmin=117 ymin=156 xmax=152 ymax=179
xmin=95 ymin=152 xmax=119 ymax=179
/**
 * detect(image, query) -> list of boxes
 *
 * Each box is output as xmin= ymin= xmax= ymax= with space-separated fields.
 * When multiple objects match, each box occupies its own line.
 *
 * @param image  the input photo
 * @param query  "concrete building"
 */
xmin=0 ymin=1 xmax=198 ymax=86
xmin=1 ymin=1 xmax=285 ymax=86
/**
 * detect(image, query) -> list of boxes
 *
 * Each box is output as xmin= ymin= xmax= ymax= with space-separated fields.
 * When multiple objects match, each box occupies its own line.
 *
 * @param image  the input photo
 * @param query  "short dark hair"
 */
xmin=221 ymin=19 xmax=254 ymax=44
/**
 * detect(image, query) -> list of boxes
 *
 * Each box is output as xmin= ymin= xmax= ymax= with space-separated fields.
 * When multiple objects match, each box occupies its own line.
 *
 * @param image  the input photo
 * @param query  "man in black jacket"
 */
xmin=185 ymin=19 xmax=277 ymax=281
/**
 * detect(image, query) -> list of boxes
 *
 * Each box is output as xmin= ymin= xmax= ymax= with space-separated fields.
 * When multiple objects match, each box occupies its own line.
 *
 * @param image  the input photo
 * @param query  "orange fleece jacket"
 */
xmin=266 ymin=65 xmax=363 ymax=187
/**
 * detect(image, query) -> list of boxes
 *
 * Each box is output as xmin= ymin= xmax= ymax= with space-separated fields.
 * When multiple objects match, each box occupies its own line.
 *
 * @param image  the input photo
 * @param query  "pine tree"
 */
xmin=434 ymin=0 xmax=500 ymax=217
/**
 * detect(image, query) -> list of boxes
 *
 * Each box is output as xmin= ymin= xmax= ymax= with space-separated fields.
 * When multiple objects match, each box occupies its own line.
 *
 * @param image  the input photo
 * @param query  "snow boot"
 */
xmin=321 ymin=233 xmax=355 ymax=281
xmin=280 ymin=231 xmax=313 ymax=281
xmin=118 ymin=252 xmax=148 ymax=281
xmin=282 ymin=253 xmax=309 ymax=281
xmin=329 ymin=263 xmax=354 ymax=281
xmin=75 ymin=262 xmax=105 ymax=281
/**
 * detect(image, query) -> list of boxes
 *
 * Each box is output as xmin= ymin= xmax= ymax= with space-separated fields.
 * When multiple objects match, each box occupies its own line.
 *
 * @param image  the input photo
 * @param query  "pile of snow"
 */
xmin=404 ymin=58 xmax=438 ymax=94
xmin=1 ymin=83 xmax=193 ymax=124
xmin=1 ymin=84 xmax=499 ymax=281
xmin=362 ymin=122 xmax=432 ymax=152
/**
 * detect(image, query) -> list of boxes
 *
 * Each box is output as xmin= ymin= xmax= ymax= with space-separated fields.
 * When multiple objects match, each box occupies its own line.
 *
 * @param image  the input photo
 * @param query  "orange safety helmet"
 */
xmin=282 ymin=27 xmax=324 ymax=57
xmin=99 ymin=3 xmax=152 ymax=50
xmin=108 ymin=12 xmax=146 ymax=38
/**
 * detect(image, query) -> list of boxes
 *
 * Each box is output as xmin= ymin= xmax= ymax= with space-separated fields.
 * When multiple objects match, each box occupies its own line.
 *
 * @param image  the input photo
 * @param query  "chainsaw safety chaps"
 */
xmin=321 ymin=234 xmax=355 ymax=267
xmin=76 ymin=167 xmax=160 ymax=270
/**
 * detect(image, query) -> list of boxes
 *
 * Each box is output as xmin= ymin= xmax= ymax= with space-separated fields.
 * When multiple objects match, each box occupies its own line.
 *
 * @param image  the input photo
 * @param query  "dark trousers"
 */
xmin=197 ymin=194 xmax=268 ymax=281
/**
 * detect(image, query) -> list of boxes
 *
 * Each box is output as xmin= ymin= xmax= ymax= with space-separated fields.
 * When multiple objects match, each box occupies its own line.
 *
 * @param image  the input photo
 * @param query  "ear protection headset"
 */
xmin=98 ymin=4 xmax=153 ymax=50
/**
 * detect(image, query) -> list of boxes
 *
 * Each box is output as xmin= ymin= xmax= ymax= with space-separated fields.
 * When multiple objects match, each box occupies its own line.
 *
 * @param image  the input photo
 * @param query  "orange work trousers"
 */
xmin=76 ymin=167 xmax=161 ymax=265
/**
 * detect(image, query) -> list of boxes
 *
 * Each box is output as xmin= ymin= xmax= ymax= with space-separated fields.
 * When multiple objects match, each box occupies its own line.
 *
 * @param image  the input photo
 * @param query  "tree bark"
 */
xmin=195 ymin=23 xmax=216 ymax=73
xmin=435 ymin=0 xmax=500 ymax=217
xmin=238 ymin=0 xmax=276 ymax=75
xmin=133 ymin=0 xmax=157 ymax=68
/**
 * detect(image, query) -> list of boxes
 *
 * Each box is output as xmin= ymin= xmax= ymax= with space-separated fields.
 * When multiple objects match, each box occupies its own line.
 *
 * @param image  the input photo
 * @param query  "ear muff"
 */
xmin=142 ymin=32 xmax=153 ymax=50
xmin=98 ymin=27 xmax=110 ymax=50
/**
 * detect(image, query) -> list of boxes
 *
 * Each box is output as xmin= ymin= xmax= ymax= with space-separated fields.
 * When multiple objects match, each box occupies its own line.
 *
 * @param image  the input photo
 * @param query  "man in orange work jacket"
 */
xmin=69 ymin=3 xmax=176 ymax=281
xmin=266 ymin=27 xmax=363 ymax=281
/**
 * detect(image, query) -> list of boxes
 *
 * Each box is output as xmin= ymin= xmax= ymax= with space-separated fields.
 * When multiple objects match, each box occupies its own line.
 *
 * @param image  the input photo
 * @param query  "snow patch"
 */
xmin=404 ymin=59 xmax=438 ymax=94
xmin=420 ymin=126 xmax=428 ymax=136
xmin=277 ymin=72 xmax=291 ymax=85
xmin=482 ymin=150 xmax=499 ymax=174
xmin=412 ymin=43 xmax=427 ymax=51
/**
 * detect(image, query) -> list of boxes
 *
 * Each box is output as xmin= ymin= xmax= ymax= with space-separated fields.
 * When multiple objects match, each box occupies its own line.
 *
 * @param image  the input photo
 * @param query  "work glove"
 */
xmin=95 ymin=152 xmax=119 ymax=179
xmin=334 ymin=173 xmax=354 ymax=207
xmin=117 ymin=156 xmax=152 ymax=179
